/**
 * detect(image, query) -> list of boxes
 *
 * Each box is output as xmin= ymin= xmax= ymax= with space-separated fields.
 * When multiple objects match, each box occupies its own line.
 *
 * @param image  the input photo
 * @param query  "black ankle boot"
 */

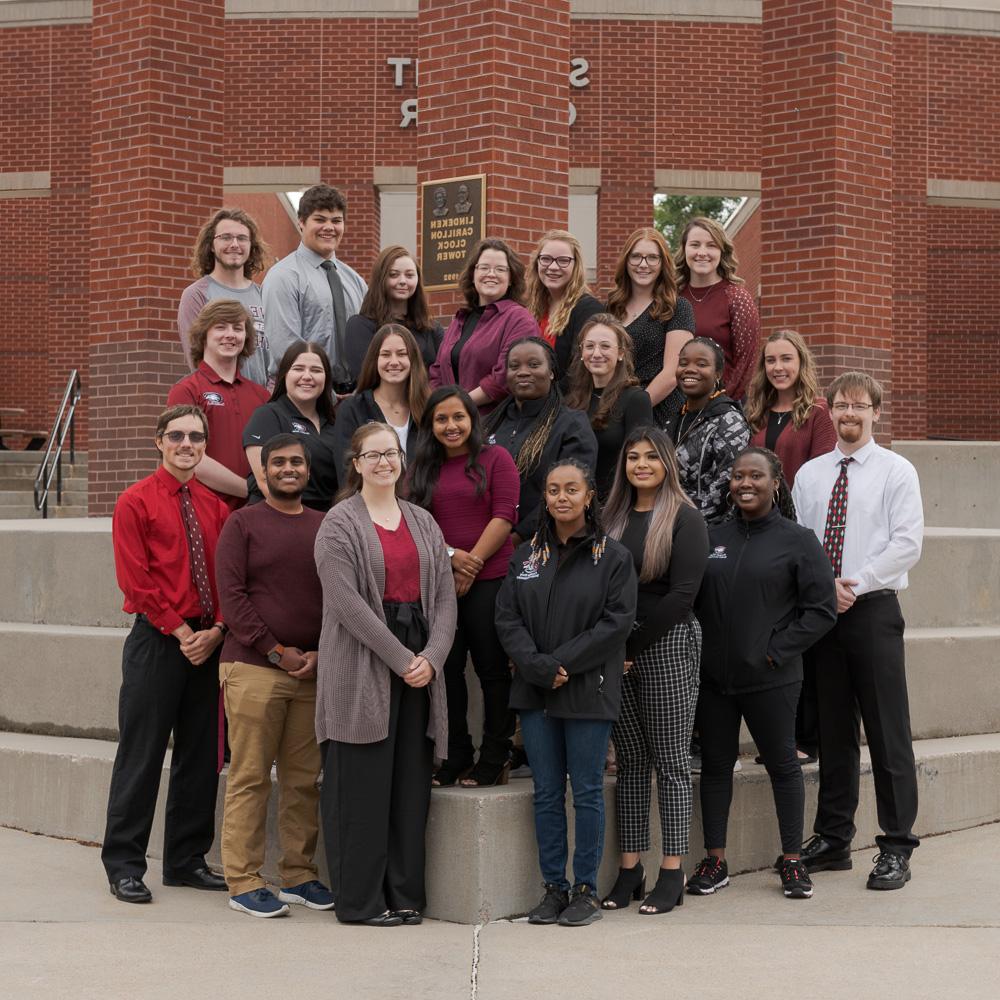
xmin=600 ymin=863 xmax=645 ymax=910
xmin=639 ymin=867 xmax=685 ymax=915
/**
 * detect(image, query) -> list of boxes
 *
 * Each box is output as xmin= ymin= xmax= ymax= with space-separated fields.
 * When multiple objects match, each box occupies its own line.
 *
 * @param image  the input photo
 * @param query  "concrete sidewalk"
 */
xmin=2 ymin=824 xmax=999 ymax=1000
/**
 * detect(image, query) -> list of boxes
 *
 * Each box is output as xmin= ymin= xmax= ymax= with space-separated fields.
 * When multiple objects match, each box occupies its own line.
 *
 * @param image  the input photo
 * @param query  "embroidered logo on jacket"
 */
xmin=708 ymin=545 xmax=728 ymax=559
xmin=516 ymin=558 xmax=540 ymax=581
xmin=201 ymin=391 xmax=224 ymax=407
xmin=290 ymin=421 xmax=312 ymax=435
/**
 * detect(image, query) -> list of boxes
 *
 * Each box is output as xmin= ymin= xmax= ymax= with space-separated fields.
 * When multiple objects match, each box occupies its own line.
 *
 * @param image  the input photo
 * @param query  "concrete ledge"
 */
xmin=0 ymin=171 xmax=51 ymax=199
xmin=225 ymin=0 xmax=418 ymax=18
xmin=927 ymin=179 xmax=1000 ymax=209
xmin=0 ymin=2 xmax=89 ymax=27
xmin=571 ymin=0 xmax=761 ymax=22
xmin=896 ymin=2 xmax=1000 ymax=38
xmin=655 ymin=169 xmax=761 ymax=197
xmin=3 ymin=731 xmax=998 ymax=923
xmin=223 ymin=166 xmax=320 ymax=193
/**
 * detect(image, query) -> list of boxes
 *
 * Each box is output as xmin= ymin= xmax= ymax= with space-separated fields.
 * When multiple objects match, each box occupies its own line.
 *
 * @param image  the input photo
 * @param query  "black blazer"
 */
xmin=331 ymin=389 xmax=418 ymax=479
xmin=551 ymin=294 xmax=605 ymax=385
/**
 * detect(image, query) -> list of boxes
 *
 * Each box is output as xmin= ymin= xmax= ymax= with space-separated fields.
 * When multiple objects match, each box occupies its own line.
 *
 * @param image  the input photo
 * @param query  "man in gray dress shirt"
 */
xmin=261 ymin=184 xmax=367 ymax=385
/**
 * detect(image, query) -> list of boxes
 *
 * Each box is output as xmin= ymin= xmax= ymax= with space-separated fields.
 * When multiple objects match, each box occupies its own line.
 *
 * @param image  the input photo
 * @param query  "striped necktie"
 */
xmin=822 ymin=457 xmax=853 ymax=577
xmin=179 ymin=484 xmax=214 ymax=627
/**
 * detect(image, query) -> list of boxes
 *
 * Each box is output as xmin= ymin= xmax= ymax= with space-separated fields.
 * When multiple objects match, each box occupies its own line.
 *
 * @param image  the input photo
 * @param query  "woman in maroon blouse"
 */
xmin=676 ymin=216 xmax=760 ymax=401
xmin=408 ymin=386 xmax=520 ymax=787
xmin=744 ymin=329 xmax=836 ymax=488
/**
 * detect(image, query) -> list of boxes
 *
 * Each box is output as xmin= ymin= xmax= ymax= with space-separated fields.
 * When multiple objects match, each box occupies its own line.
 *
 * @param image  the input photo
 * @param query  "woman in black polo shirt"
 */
xmin=243 ymin=341 xmax=339 ymax=510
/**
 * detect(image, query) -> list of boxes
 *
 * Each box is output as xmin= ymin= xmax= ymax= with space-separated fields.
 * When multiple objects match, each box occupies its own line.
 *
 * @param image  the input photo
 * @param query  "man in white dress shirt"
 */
xmin=792 ymin=372 xmax=923 ymax=890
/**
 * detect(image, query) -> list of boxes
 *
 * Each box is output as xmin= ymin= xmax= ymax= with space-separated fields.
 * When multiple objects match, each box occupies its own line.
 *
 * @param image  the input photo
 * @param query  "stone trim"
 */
xmin=373 ymin=166 xmax=417 ymax=187
xmin=0 ymin=1 xmax=91 ymax=27
xmin=569 ymin=167 xmax=601 ymax=191
xmin=570 ymin=0 xmax=760 ymax=22
xmin=225 ymin=0 xmax=418 ymax=18
xmin=222 ymin=165 xmax=320 ymax=192
xmin=894 ymin=2 xmax=1000 ymax=38
xmin=0 ymin=171 xmax=51 ymax=198
xmin=654 ymin=169 xmax=760 ymax=198
xmin=927 ymin=178 xmax=1000 ymax=209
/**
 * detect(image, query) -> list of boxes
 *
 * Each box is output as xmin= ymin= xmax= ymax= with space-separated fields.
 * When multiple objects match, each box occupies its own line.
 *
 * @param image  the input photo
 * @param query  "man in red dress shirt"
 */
xmin=102 ymin=405 xmax=231 ymax=903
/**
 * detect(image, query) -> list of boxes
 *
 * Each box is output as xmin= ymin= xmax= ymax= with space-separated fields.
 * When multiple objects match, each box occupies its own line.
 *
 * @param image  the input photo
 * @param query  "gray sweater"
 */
xmin=314 ymin=492 xmax=457 ymax=757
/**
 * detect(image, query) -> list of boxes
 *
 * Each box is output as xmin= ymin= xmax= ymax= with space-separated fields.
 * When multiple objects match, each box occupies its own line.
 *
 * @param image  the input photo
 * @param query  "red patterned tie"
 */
xmin=179 ymin=484 xmax=215 ymax=627
xmin=822 ymin=457 xmax=853 ymax=577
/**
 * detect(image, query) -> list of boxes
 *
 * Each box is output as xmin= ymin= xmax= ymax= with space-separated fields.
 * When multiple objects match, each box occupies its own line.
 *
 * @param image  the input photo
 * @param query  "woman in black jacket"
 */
xmin=688 ymin=447 xmax=836 ymax=901
xmin=600 ymin=427 xmax=709 ymax=915
xmin=495 ymin=459 xmax=637 ymax=928
xmin=484 ymin=337 xmax=597 ymax=545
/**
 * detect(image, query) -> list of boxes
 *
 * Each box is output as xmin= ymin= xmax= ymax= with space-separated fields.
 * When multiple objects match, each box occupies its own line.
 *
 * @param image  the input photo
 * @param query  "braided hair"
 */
xmin=732 ymin=445 xmax=797 ymax=520
xmin=529 ymin=457 xmax=607 ymax=567
xmin=483 ymin=336 xmax=562 ymax=477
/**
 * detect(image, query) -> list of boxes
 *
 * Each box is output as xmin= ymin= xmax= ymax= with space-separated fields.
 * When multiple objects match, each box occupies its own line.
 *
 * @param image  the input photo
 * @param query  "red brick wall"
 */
xmin=730 ymin=203 xmax=762 ymax=303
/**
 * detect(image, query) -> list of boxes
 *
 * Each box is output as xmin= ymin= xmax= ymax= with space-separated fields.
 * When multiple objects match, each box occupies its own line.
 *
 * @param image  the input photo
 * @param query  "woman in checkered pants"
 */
xmin=600 ymin=426 xmax=709 ymax=914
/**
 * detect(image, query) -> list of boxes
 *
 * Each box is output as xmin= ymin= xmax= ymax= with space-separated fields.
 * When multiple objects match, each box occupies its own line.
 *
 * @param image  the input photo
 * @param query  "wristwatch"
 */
xmin=447 ymin=546 xmax=456 ymax=559
xmin=267 ymin=644 xmax=285 ymax=666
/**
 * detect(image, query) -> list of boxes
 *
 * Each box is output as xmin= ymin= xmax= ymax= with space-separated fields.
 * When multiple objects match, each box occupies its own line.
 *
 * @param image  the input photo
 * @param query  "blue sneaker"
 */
xmin=278 ymin=880 xmax=336 ymax=910
xmin=229 ymin=887 xmax=289 ymax=918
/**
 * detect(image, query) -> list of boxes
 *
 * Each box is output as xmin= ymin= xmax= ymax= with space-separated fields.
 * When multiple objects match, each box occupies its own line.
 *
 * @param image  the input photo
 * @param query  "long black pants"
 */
xmin=441 ymin=576 xmax=514 ymax=767
xmin=101 ymin=616 xmax=220 ymax=882
xmin=697 ymin=681 xmax=804 ymax=855
xmin=322 ymin=674 xmax=434 ymax=922
xmin=795 ymin=648 xmax=820 ymax=758
xmin=812 ymin=593 xmax=919 ymax=856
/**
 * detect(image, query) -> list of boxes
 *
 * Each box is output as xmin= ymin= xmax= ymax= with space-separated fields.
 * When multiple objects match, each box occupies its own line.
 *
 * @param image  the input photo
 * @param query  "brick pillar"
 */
xmin=88 ymin=1 xmax=225 ymax=515
xmin=760 ymin=0 xmax=894 ymax=435
xmin=417 ymin=0 xmax=570 ymax=316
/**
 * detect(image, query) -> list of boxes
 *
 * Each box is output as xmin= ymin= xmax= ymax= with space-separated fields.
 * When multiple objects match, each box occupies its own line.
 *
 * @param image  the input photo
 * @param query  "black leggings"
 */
xmin=696 ymin=682 xmax=804 ymax=855
xmin=441 ymin=576 xmax=514 ymax=767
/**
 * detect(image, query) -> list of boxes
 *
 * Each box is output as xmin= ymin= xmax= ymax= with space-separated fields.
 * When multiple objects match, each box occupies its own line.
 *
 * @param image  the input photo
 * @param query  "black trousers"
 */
xmin=322 ymin=673 xmax=434 ymax=922
xmin=441 ymin=576 xmax=514 ymax=767
xmin=101 ymin=616 xmax=220 ymax=881
xmin=812 ymin=593 xmax=919 ymax=856
xmin=697 ymin=682 xmax=804 ymax=855
xmin=794 ymin=648 xmax=820 ymax=757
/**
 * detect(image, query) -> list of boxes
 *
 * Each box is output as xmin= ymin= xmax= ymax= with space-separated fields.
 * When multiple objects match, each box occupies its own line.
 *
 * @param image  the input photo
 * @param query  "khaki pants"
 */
xmin=220 ymin=660 xmax=321 ymax=895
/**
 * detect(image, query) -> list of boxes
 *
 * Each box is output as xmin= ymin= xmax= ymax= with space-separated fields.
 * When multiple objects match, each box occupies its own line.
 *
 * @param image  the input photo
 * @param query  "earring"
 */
xmin=773 ymin=489 xmax=780 ymax=505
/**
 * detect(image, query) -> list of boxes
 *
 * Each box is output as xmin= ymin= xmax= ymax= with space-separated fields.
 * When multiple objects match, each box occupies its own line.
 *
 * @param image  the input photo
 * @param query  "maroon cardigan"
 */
xmin=428 ymin=298 xmax=540 ymax=413
xmin=750 ymin=398 xmax=837 ymax=487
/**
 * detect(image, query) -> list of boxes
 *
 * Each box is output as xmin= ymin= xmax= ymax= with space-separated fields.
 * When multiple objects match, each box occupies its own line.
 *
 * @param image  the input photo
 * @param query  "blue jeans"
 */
xmin=519 ymin=710 xmax=613 ymax=892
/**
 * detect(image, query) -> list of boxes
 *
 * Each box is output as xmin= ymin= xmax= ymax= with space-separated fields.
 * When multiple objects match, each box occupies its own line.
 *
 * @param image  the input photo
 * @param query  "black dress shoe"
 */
xmin=799 ymin=835 xmax=852 ymax=872
xmin=360 ymin=910 xmax=403 ymax=927
xmin=110 ymin=876 xmax=152 ymax=903
xmin=867 ymin=852 xmax=911 ymax=890
xmin=162 ymin=866 xmax=228 ymax=891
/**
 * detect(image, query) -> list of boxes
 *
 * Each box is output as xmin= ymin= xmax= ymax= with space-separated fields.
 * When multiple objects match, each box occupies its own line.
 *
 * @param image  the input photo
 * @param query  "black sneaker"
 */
xmin=779 ymin=858 xmax=813 ymax=899
xmin=866 ymin=852 xmax=911 ymax=890
xmin=686 ymin=856 xmax=729 ymax=895
xmin=527 ymin=883 xmax=569 ymax=924
xmin=557 ymin=884 xmax=602 ymax=926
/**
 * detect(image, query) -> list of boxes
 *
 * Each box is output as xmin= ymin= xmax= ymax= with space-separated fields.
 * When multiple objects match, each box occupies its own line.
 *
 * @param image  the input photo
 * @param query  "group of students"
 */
xmin=101 ymin=200 xmax=924 ymax=928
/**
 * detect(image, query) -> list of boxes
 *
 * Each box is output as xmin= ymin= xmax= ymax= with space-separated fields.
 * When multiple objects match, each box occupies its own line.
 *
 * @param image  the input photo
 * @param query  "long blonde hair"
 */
xmin=606 ymin=227 xmax=679 ymax=323
xmin=674 ymin=216 xmax=744 ymax=290
xmin=744 ymin=329 xmax=821 ymax=432
xmin=525 ymin=230 xmax=591 ymax=340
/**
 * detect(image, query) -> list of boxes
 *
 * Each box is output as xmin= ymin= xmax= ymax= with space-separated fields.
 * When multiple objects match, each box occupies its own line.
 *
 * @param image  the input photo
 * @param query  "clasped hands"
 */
xmin=451 ymin=548 xmax=484 ymax=598
xmin=270 ymin=646 xmax=318 ymax=679
xmin=174 ymin=624 xmax=223 ymax=666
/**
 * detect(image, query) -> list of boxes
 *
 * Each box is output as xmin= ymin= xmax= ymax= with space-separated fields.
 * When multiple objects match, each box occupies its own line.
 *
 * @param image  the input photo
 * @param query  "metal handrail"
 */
xmin=33 ymin=370 xmax=83 ymax=518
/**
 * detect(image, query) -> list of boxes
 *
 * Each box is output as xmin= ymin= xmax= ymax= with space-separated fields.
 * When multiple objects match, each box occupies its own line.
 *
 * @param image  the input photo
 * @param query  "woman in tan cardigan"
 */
xmin=314 ymin=422 xmax=457 ymax=926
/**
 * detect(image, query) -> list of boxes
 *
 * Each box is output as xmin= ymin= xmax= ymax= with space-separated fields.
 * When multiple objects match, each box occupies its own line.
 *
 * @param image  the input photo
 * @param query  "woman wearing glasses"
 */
xmin=429 ymin=238 xmax=539 ymax=415
xmin=607 ymin=228 xmax=694 ymax=428
xmin=314 ymin=423 xmax=457 ymax=926
xmin=525 ymin=229 xmax=603 ymax=383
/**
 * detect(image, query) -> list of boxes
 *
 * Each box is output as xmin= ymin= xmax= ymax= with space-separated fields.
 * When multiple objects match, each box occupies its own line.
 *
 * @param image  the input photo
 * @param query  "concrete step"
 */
xmin=0 ymin=489 xmax=87 ymax=506
xmin=4 ymin=622 xmax=997 ymax=746
xmin=0 ymin=504 xmax=89 ymax=520
xmin=1 ymin=729 xmax=997 ymax=923
xmin=893 ymin=441 xmax=999 ymax=530
xmin=0 ymin=474 xmax=87 ymax=490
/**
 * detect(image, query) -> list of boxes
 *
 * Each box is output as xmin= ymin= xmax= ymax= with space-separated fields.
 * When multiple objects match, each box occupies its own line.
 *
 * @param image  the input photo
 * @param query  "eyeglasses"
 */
xmin=831 ymin=402 xmax=874 ymax=413
xmin=214 ymin=234 xmax=251 ymax=246
xmin=474 ymin=264 xmax=510 ymax=275
xmin=627 ymin=253 xmax=661 ymax=267
xmin=538 ymin=254 xmax=574 ymax=270
xmin=161 ymin=430 xmax=206 ymax=444
xmin=358 ymin=448 xmax=402 ymax=465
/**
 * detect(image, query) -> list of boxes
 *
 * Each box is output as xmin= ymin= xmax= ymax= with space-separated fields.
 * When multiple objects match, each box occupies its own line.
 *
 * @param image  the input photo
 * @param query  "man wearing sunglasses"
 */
xmin=102 ymin=404 xmax=231 ymax=904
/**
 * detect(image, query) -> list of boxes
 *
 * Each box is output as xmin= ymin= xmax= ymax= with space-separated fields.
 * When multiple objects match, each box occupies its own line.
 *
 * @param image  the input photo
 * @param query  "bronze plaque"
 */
xmin=421 ymin=174 xmax=486 ymax=291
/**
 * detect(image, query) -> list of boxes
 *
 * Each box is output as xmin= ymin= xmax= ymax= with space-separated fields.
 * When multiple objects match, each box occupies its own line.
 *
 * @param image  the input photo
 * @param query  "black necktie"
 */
xmin=320 ymin=259 xmax=348 ymax=368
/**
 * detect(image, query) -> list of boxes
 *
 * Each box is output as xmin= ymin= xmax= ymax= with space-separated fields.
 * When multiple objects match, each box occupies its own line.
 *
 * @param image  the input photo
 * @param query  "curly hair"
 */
xmin=529 ymin=457 xmax=607 ymax=567
xmin=744 ymin=329 xmax=822 ymax=432
xmin=358 ymin=244 xmax=433 ymax=333
xmin=457 ymin=238 xmax=526 ymax=309
xmin=564 ymin=314 xmax=640 ymax=431
xmin=674 ymin=216 xmax=743 ymax=290
xmin=298 ymin=184 xmax=347 ymax=220
xmin=187 ymin=300 xmax=258 ymax=367
xmin=189 ymin=208 xmax=270 ymax=279
xmin=355 ymin=323 xmax=430 ymax=425
xmin=525 ymin=230 xmax=591 ymax=340
xmin=731 ymin=446 xmax=796 ymax=520
xmin=606 ymin=227 xmax=679 ymax=324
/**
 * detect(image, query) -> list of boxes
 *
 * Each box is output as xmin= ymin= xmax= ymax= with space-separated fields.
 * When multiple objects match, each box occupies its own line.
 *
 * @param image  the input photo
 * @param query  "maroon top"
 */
xmin=167 ymin=361 xmax=269 ymax=507
xmin=375 ymin=516 xmax=421 ymax=602
xmin=680 ymin=280 xmax=760 ymax=400
xmin=428 ymin=298 xmax=540 ymax=413
xmin=215 ymin=501 xmax=325 ymax=666
xmin=429 ymin=445 xmax=520 ymax=580
xmin=750 ymin=398 xmax=837 ymax=487
xmin=112 ymin=466 xmax=229 ymax=635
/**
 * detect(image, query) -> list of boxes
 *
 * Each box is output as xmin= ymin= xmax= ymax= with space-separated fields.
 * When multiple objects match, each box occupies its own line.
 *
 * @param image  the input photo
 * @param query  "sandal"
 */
xmin=600 ymin=863 xmax=645 ymax=910
xmin=431 ymin=760 xmax=473 ymax=787
xmin=639 ymin=867 xmax=685 ymax=915
xmin=459 ymin=758 xmax=511 ymax=787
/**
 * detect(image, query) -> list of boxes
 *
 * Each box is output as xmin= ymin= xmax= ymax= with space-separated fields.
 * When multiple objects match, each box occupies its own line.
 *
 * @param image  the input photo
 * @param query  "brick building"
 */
xmin=1 ymin=1 xmax=998 ymax=514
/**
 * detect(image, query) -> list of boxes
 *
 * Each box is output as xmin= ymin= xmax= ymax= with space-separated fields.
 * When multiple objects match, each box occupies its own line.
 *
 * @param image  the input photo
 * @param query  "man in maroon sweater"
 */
xmin=214 ymin=433 xmax=333 ymax=917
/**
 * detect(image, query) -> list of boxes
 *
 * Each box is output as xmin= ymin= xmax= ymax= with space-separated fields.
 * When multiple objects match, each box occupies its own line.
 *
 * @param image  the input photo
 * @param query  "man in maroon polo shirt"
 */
xmin=102 ymin=404 xmax=231 ymax=904
xmin=168 ymin=300 xmax=269 ymax=508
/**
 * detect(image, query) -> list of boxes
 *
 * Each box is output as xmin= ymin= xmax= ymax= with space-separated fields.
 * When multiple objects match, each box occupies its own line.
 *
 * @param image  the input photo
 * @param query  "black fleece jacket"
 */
xmin=495 ymin=529 xmax=637 ymax=721
xmin=694 ymin=507 xmax=837 ymax=695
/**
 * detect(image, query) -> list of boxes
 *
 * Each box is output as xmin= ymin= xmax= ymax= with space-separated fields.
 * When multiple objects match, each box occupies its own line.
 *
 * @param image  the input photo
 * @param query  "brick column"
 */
xmin=88 ymin=0 xmax=225 ymax=515
xmin=760 ymin=0 xmax=894 ymax=434
xmin=417 ymin=0 xmax=570 ymax=315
